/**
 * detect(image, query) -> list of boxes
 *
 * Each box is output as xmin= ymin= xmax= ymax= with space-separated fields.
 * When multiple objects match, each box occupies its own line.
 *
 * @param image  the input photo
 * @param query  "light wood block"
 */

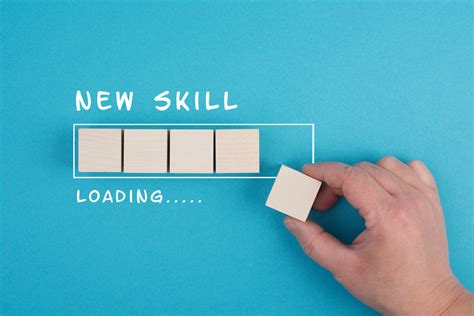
xmin=215 ymin=129 xmax=259 ymax=173
xmin=265 ymin=165 xmax=322 ymax=221
xmin=78 ymin=128 xmax=122 ymax=172
xmin=169 ymin=129 xmax=214 ymax=173
xmin=123 ymin=129 xmax=168 ymax=173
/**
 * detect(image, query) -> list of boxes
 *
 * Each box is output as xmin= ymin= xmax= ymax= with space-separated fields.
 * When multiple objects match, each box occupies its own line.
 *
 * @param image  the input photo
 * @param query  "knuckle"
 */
xmin=301 ymin=231 xmax=329 ymax=259
xmin=391 ymin=207 xmax=412 ymax=228
xmin=390 ymin=192 xmax=430 ymax=228
xmin=377 ymin=156 xmax=397 ymax=167
xmin=408 ymin=160 xmax=424 ymax=168
xmin=301 ymin=239 xmax=315 ymax=258
xmin=389 ymin=200 xmax=411 ymax=220
xmin=344 ymin=165 xmax=367 ymax=181
xmin=354 ymin=161 xmax=373 ymax=170
xmin=405 ymin=192 xmax=429 ymax=211
xmin=301 ymin=236 xmax=319 ymax=258
xmin=408 ymin=160 xmax=438 ymax=192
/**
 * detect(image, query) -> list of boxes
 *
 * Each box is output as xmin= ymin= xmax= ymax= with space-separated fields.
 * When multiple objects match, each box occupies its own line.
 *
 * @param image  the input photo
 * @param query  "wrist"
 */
xmin=440 ymin=285 xmax=473 ymax=315
xmin=421 ymin=275 xmax=471 ymax=315
xmin=386 ymin=275 xmax=468 ymax=315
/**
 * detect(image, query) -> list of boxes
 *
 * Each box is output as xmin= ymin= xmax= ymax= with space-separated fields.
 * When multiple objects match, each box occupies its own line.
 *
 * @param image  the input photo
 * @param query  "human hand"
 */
xmin=284 ymin=157 xmax=473 ymax=315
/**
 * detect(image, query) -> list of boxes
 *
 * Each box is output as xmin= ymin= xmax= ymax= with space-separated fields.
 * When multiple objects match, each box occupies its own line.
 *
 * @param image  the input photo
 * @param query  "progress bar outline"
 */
xmin=73 ymin=123 xmax=315 ymax=179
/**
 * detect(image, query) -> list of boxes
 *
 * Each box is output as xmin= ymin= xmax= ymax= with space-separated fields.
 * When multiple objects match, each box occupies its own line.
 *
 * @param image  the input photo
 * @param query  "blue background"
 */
xmin=1 ymin=1 xmax=472 ymax=314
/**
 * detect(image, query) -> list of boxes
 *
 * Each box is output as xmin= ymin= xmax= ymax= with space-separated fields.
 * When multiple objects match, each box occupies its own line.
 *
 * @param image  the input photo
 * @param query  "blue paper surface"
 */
xmin=1 ymin=2 xmax=472 ymax=314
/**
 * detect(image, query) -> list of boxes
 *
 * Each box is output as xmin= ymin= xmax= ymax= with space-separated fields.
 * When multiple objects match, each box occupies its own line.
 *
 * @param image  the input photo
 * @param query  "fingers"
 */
xmin=374 ymin=157 xmax=444 ymax=233
xmin=303 ymin=162 xmax=392 ymax=212
xmin=312 ymin=183 xmax=340 ymax=211
xmin=377 ymin=156 xmax=429 ymax=192
xmin=354 ymin=161 xmax=405 ymax=195
xmin=310 ymin=163 xmax=402 ymax=209
xmin=407 ymin=160 xmax=444 ymax=226
xmin=407 ymin=160 xmax=438 ymax=191
xmin=284 ymin=217 xmax=354 ymax=274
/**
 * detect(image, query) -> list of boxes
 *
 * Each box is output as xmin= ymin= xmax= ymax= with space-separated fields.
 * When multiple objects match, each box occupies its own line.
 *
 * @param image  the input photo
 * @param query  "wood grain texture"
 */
xmin=215 ymin=129 xmax=259 ymax=173
xmin=123 ymin=129 xmax=168 ymax=173
xmin=78 ymin=128 xmax=122 ymax=172
xmin=169 ymin=129 xmax=214 ymax=173
xmin=265 ymin=165 xmax=322 ymax=222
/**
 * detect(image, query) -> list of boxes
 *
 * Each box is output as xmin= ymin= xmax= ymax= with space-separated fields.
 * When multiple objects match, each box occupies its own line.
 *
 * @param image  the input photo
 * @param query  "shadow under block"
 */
xmin=169 ymin=129 xmax=214 ymax=173
xmin=123 ymin=129 xmax=168 ymax=173
xmin=78 ymin=128 xmax=122 ymax=172
xmin=215 ymin=129 xmax=260 ymax=173
xmin=265 ymin=165 xmax=322 ymax=222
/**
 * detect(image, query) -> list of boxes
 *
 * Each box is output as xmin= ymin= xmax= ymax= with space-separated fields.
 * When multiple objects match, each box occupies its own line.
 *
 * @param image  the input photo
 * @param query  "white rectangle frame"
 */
xmin=73 ymin=123 xmax=315 ymax=179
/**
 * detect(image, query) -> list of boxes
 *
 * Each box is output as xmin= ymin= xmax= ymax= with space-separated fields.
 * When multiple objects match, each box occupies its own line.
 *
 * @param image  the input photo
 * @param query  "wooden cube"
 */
xmin=215 ymin=129 xmax=259 ymax=173
xmin=78 ymin=128 xmax=122 ymax=172
xmin=123 ymin=129 xmax=168 ymax=173
xmin=265 ymin=165 xmax=322 ymax=221
xmin=169 ymin=129 xmax=214 ymax=173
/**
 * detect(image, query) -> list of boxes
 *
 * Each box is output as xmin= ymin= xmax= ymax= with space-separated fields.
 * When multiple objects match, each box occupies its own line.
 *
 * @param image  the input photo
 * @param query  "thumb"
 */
xmin=284 ymin=217 xmax=353 ymax=274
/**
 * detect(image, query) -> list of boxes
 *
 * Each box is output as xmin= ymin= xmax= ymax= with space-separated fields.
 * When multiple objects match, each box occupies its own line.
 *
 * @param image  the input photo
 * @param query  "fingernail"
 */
xmin=284 ymin=217 xmax=298 ymax=234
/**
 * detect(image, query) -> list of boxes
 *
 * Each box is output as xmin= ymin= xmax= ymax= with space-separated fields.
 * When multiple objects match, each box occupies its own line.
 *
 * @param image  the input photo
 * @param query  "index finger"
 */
xmin=303 ymin=162 xmax=392 ymax=212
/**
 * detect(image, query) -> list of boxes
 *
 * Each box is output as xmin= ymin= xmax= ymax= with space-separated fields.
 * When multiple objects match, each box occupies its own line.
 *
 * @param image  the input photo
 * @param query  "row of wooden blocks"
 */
xmin=78 ymin=128 xmax=259 ymax=173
